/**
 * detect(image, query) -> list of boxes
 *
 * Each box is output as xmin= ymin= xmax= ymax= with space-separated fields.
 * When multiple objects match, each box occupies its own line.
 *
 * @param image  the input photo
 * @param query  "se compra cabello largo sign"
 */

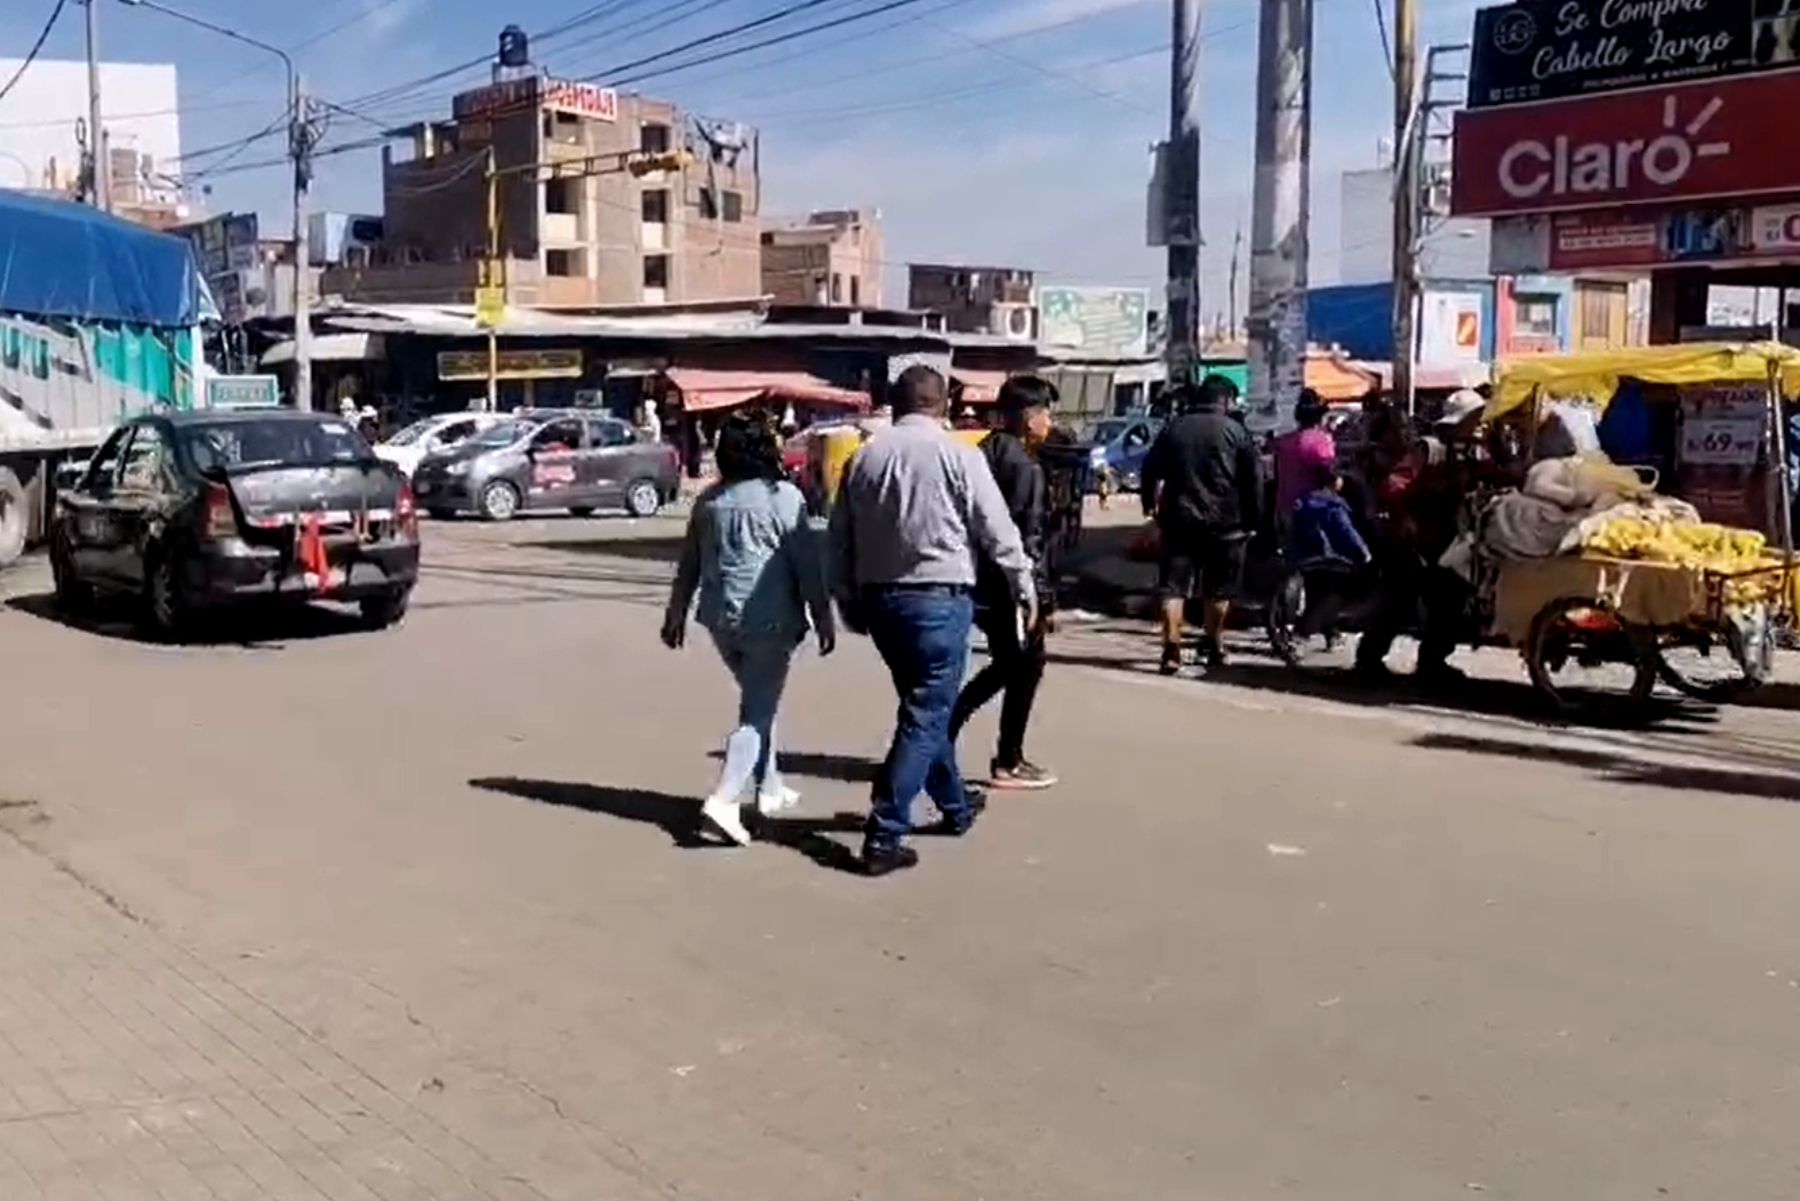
xmin=1468 ymin=0 xmax=1800 ymax=109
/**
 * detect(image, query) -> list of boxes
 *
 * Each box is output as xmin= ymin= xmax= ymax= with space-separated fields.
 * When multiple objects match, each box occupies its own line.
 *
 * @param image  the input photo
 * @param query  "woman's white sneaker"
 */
xmin=701 ymin=797 xmax=752 ymax=846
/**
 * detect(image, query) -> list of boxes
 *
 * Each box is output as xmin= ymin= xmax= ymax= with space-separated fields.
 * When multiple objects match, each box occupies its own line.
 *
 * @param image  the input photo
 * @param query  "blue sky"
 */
xmin=5 ymin=0 xmax=1485 ymax=315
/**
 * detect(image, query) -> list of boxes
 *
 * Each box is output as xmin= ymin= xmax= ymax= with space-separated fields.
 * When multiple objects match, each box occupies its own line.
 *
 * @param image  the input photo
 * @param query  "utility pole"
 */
xmin=1391 ymin=0 xmax=1420 ymax=415
xmin=1164 ymin=0 xmax=1203 ymax=384
xmin=84 ymin=0 xmax=110 ymax=211
xmin=291 ymin=78 xmax=313 ymax=411
xmin=1246 ymin=0 xmax=1313 ymax=433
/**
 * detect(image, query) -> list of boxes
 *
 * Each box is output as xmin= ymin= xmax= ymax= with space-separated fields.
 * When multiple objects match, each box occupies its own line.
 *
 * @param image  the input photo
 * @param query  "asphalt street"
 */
xmin=1 ymin=511 xmax=1799 ymax=1199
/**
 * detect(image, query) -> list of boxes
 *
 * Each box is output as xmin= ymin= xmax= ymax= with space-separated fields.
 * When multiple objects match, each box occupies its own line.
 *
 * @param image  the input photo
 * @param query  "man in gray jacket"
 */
xmin=830 ymin=366 xmax=1036 ymax=877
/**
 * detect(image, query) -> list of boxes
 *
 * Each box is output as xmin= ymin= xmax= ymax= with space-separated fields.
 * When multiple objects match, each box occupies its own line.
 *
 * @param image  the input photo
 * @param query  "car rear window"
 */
xmin=183 ymin=418 xmax=373 ymax=473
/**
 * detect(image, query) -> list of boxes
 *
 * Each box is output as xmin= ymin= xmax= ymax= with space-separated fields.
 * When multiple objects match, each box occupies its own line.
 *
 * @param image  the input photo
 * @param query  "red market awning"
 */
xmin=951 ymin=369 xmax=1010 ymax=405
xmin=663 ymin=368 xmax=869 ymax=413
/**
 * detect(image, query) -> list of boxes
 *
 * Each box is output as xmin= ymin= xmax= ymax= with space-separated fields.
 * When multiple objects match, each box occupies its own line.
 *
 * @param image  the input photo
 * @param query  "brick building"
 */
xmin=760 ymin=209 xmax=884 ymax=308
xmin=322 ymin=75 xmax=762 ymax=309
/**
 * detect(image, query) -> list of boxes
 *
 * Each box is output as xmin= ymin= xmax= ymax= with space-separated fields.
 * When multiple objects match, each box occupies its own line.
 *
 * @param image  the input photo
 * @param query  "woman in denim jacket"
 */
xmin=662 ymin=411 xmax=835 ymax=846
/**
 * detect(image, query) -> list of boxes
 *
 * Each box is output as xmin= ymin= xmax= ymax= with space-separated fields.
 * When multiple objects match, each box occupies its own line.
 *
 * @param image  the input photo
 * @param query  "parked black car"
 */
xmin=50 ymin=410 xmax=421 ymax=638
xmin=411 ymin=409 xmax=681 ymax=522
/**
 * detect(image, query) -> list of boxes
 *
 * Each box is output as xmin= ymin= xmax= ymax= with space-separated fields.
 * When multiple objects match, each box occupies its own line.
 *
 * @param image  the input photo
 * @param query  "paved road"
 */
xmin=2 ymin=514 xmax=1800 ymax=1199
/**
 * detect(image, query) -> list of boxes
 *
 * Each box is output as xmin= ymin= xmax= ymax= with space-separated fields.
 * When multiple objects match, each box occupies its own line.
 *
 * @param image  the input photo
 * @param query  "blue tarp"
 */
xmin=1308 ymin=283 xmax=1393 ymax=362
xmin=0 ymin=189 xmax=204 ymax=328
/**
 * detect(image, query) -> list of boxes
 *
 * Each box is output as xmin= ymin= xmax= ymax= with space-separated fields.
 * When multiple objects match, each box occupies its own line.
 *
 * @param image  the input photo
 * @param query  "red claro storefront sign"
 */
xmin=1452 ymin=71 xmax=1800 ymax=217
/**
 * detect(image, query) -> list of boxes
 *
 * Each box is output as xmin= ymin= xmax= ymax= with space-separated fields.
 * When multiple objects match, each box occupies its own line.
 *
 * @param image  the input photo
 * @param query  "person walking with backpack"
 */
xmin=663 ymin=411 xmax=835 ymax=847
xmin=830 ymin=366 xmax=1036 ymax=877
xmin=949 ymin=376 xmax=1058 ymax=791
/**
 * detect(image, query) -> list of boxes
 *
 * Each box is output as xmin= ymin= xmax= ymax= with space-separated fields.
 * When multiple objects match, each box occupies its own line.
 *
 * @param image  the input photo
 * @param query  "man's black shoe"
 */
xmin=923 ymin=794 xmax=988 ymax=837
xmin=860 ymin=845 xmax=920 ymax=878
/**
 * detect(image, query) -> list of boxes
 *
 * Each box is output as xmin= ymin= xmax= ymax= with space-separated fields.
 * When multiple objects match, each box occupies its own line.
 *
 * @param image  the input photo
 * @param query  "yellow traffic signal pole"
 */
xmin=479 ymin=148 xmax=689 ymax=413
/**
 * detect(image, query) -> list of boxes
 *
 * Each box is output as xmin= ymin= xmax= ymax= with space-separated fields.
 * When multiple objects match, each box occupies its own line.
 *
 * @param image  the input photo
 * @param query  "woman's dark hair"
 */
xmin=715 ymin=409 xmax=783 ymax=483
xmin=1294 ymin=388 xmax=1326 ymax=428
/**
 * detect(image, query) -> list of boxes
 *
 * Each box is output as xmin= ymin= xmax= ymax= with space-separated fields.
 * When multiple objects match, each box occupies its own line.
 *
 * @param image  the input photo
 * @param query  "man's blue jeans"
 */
xmin=863 ymin=585 xmax=976 ymax=850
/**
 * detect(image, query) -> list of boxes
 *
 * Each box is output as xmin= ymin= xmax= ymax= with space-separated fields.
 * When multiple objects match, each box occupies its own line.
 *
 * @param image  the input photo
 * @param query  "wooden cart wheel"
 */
xmin=1524 ymin=597 xmax=1659 ymax=721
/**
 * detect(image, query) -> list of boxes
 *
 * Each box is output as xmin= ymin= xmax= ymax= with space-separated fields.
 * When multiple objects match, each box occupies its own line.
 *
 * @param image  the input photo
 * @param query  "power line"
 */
xmin=601 ymin=0 xmax=939 ymax=88
xmin=583 ymin=0 xmax=854 ymax=84
xmin=0 ymin=0 xmax=69 ymax=106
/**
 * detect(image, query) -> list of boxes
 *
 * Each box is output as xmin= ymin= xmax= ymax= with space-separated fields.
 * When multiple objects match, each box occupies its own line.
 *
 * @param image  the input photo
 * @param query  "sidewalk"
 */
xmin=0 ymin=819 xmax=545 ymax=1201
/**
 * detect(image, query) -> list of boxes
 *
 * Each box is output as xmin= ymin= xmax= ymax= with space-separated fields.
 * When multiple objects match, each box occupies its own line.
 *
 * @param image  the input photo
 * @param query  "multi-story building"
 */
xmin=908 ymin=263 xmax=1037 ymax=340
xmin=323 ymin=66 xmax=762 ymax=309
xmin=760 ymin=209 xmax=884 ymax=308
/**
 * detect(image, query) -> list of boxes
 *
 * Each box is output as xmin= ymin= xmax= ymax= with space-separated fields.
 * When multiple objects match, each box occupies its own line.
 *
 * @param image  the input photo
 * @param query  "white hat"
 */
xmin=1435 ymin=389 xmax=1486 ymax=429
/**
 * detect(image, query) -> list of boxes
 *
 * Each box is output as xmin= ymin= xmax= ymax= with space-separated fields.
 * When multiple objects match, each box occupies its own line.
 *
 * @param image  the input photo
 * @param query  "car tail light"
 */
xmin=201 ymin=483 xmax=235 ymax=541
xmin=395 ymin=483 xmax=419 ymax=538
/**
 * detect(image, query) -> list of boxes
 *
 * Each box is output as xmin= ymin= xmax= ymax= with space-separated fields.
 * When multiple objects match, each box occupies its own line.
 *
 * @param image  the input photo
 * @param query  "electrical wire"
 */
xmin=0 ymin=0 xmax=69 ymax=106
xmin=1370 ymin=0 xmax=1395 ymax=80
xmin=599 ymin=0 xmax=939 ymax=88
xmin=581 ymin=0 xmax=855 ymax=84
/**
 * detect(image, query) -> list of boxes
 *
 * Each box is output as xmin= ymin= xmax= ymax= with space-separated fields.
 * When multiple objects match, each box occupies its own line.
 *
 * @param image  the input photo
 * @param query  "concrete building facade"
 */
xmin=908 ymin=263 xmax=1037 ymax=339
xmin=322 ymin=76 xmax=762 ymax=309
xmin=760 ymin=210 xmax=884 ymax=308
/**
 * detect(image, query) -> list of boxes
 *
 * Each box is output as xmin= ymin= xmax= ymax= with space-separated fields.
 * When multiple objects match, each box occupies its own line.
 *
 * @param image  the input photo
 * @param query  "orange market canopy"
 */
xmin=1304 ymin=352 xmax=1379 ymax=403
xmin=663 ymin=368 xmax=870 ymax=414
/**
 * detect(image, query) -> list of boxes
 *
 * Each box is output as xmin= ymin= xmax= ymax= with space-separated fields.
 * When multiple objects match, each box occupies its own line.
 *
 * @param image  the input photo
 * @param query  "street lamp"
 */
xmin=118 ymin=0 xmax=313 ymax=410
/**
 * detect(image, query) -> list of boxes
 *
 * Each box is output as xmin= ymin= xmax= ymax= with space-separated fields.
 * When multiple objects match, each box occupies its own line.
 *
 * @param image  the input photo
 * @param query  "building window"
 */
xmin=640 ymin=122 xmax=671 ymax=154
xmin=699 ymin=189 xmax=744 ymax=222
xmin=830 ymin=273 xmax=843 ymax=304
xmin=850 ymin=275 xmax=860 ymax=307
xmin=546 ymin=178 xmax=579 ymax=215
xmin=547 ymin=249 xmax=581 ymax=277
xmin=641 ymin=189 xmax=669 ymax=224
xmin=1516 ymin=296 xmax=1558 ymax=338
xmin=643 ymin=254 xmax=669 ymax=290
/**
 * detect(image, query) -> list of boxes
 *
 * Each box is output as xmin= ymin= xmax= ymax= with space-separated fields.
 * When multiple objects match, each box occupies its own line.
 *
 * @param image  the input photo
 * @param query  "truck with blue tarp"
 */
xmin=0 ymin=189 xmax=210 ymax=569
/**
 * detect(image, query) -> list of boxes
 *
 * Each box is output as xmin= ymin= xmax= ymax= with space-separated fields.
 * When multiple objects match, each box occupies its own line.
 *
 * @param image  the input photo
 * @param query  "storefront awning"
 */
xmin=951 ymin=369 xmax=1011 ymax=405
xmin=261 ymin=332 xmax=383 ymax=366
xmin=663 ymin=368 xmax=869 ymax=413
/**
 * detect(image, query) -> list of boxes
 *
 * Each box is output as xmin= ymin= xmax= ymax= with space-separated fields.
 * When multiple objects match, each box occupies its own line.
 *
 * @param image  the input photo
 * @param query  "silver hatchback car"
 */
xmin=411 ymin=409 xmax=682 ymax=521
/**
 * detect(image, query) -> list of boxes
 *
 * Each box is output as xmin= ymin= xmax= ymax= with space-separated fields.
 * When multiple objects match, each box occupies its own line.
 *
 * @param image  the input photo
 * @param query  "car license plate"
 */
xmin=415 ymin=481 xmax=433 ymax=495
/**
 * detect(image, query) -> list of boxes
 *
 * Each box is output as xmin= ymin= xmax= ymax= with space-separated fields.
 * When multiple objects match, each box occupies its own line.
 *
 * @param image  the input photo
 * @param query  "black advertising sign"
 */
xmin=1468 ymin=0 xmax=1800 ymax=108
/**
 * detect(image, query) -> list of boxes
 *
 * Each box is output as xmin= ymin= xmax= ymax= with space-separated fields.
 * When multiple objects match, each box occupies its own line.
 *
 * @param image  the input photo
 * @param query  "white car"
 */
xmin=375 ymin=412 xmax=504 ymax=478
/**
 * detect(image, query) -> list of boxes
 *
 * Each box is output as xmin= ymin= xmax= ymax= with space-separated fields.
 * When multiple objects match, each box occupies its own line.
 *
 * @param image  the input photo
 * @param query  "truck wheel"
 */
xmin=0 ymin=467 xmax=25 ymax=571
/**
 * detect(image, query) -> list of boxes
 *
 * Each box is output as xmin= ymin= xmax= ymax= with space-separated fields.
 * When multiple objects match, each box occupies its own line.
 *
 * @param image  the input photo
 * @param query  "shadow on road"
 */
xmin=516 ymin=536 xmax=686 ymax=563
xmin=1413 ymin=732 xmax=1800 ymax=802
xmin=470 ymin=776 xmax=866 ymax=874
xmin=704 ymin=750 xmax=880 ymax=785
xmin=1044 ymin=638 xmax=1718 ymax=733
xmin=5 ymin=592 xmax=370 ymax=648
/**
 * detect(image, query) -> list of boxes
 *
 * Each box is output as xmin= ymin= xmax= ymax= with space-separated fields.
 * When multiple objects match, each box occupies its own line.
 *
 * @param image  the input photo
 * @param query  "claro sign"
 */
xmin=1451 ymin=72 xmax=1800 ymax=216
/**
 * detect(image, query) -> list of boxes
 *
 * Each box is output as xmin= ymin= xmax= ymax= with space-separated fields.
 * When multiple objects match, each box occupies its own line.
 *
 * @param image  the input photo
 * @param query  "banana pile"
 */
xmin=1582 ymin=514 xmax=1783 ymax=606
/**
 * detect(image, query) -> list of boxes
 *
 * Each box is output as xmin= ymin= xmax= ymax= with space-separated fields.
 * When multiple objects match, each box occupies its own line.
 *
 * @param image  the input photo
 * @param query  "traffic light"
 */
xmin=627 ymin=151 xmax=691 ymax=177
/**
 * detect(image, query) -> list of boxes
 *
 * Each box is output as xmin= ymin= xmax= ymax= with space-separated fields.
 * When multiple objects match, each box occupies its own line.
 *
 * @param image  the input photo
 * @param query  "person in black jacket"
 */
xmin=949 ymin=376 xmax=1057 ymax=790
xmin=1140 ymin=374 xmax=1264 ymax=674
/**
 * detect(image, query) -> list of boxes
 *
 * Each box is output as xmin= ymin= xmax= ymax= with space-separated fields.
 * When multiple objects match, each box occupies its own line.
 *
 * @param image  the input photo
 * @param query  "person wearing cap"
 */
xmin=1139 ymin=373 xmax=1264 ymax=675
xmin=949 ymin=376 xmax=1058 ymax=791
xmin=1354 ymin=389 xmax=1486 ymax=685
